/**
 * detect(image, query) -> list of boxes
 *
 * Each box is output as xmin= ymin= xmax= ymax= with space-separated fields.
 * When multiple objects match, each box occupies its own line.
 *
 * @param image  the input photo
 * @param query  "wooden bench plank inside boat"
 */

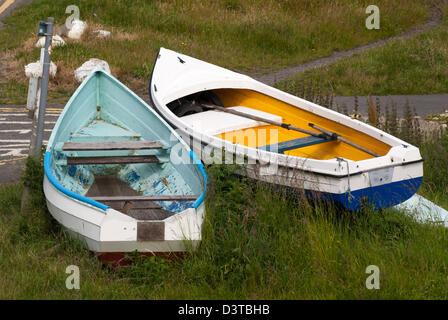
xmin=258 ymin=135 xmax=331 ymax=154
xmin=90 ymin=195 xmax=199 ymax=202
xmin=67 ymin=155 xmax=160 ymax=165
xmin=85 ymin=175 xmax=178 ymax=221
xmin=62 ymin=140 xmax=163 ymax=151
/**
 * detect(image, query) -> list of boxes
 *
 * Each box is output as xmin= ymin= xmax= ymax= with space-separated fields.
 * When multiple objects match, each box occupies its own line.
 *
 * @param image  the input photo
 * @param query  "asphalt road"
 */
xmin=0 ymin=104 xmax=61 ymax=183
xmin=1 ymin=0 xmax=36 ymax=184
xmin=333 ymin=94 xmax=448 ymax=117
xmin=0 ymin=0 xmax=32 ymax=29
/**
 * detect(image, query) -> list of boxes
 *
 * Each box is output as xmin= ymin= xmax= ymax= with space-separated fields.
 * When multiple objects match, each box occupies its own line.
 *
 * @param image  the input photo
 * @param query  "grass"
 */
xmin=0 ymin=81 xmax=28 ymax=105
xmin=277 ymin=3 xmax=448 ymax=95
xmin=418 ymin=129 xmax=448 ymax=209
xmin=1 ymin=137 xmax=447 ymax=299
xmin=0 ymin=0 xmax=433 ymax=88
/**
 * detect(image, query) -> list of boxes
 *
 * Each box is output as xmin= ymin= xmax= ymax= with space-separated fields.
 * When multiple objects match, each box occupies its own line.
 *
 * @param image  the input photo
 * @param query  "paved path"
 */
xmin=254 ymin=2 xmax=443 ymax=86
xmin=1 ymin=0 xmax=35 ymax=184
xmin=0 ymin=0 xmax=32 ymax=30
xmin=0 ymin=105 xmax=61 ymax=183
xmin=333 ymin=94 xmax=448 ymax=117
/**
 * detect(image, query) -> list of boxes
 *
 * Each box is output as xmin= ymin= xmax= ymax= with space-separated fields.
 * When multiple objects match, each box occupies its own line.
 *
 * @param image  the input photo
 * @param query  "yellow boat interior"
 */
xmin=169 ymin=88 xmax=391 ymax=162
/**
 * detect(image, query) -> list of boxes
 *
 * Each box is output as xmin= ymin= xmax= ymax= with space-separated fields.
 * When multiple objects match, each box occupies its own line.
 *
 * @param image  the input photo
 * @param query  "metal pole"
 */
xmin=309 ymin=123 xmax=380 ymax=157
xmin=21 ymin=18 xmax=54 ymax=212
xmin=33 ymin=17 xmax=54 ymax=157
xmin=202 ymin=103 xmax=325 ymax=138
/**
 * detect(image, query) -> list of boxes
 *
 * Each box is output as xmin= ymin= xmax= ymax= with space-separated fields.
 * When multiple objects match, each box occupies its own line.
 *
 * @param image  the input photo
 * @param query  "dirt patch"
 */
xmin=0 ymin=50 xmax=27 ymax=83
xmin=50 ymin=61 xmax=76 ymax=90
xmin=1 ymin=20 xmax=141 ymax=90
xmin=81 ymin=23 xmax=139 ymax=42
xmin=22 ymin=37 xmax=38 ymax=51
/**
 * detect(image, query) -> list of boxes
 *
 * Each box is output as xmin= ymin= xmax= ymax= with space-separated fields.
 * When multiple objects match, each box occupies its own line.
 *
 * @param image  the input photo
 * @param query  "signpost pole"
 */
xmin=34 ymin=17 xmax=54 ymax=157
xmin=21 ymin=17 xmax=54 ymax=212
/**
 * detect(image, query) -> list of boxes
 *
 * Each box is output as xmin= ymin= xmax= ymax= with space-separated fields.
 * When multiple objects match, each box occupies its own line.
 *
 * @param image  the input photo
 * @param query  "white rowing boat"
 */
xmin=149 ymin=48 xmax=423 ymax=211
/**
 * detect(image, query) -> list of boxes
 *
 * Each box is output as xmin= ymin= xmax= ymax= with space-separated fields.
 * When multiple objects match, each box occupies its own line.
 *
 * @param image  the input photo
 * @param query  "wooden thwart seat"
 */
xmin=85 ymin=176 xmax=181 ymax=221
xmin=91 ymin=195 xmax=199 ymax=202
xmin=258 ymin=135 xmax=331 ymax=154
xmin=62 ymin=140 xmax=163 ymax=151
xmin=67 ymin=155 xmax=160 ymax=165
xmin=64 ymin=140 xmax=165 ymax=165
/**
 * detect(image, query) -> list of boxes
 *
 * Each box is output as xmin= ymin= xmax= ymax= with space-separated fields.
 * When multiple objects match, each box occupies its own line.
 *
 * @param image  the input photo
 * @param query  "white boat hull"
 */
xmin=44 ymin=173 xmax=204 ymax=263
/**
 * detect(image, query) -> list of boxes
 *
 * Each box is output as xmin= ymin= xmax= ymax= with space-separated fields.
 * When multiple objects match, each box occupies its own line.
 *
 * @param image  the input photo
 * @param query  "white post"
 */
xmin=26 ymin=65 xmax=42 ymax=156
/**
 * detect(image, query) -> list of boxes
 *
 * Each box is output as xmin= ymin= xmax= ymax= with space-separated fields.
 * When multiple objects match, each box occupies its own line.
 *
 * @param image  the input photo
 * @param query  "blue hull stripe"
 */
xmin=45 ymin=150 xmax=208 ymax=211
xmin=311 ymin=176 xmax=423 ymax=211
xmin=44 ymin=151 xmax=110 ymax=211
xmin=190 ymin=150 xmax=207 ymax=208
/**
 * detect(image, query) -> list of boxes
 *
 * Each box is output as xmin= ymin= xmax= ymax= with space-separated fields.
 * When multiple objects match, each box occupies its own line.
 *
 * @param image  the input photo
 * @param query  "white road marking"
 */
xmin=0 ymin=129 xmax=52 ymax=133
xmin=0 ymin=121 xmax=56 ymax=124
xmin=0 ymin=121 xmax=31 ymax=124
xmin=0 ymin=144 xmax=29 ymax=148
xmin=0 ymin=149 xmax=27 ymax=157
xmin=0 ymin=129 xmax=31 ymax=134
xmin=0 ymin=139 xmax=31 ymax=143
xmin=0 ymin=140 xmax=48 ymax=143
xmin=0 ymin=113 xmax=59 ymax=117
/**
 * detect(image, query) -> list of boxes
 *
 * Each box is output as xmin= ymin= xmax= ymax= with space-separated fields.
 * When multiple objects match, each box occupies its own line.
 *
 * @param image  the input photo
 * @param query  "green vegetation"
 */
xmin=1 ymin=132 xmax=447 ymax=299
xmin=0 ymin=81 xmax=28 ymax=105
xmin=0 ymin=0 xmax=433 ymax=84
xmin=425 ymin=113 xmax=448 ymax=125
xmin=277 ymin=4 xmax=448 ymax=95
xmin=418 ymin=129 xmax=448 ymax=209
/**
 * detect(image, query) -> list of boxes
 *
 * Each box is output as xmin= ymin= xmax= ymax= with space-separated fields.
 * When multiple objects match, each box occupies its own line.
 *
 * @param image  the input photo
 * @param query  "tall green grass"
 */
xmin=1 ymin=152 xmax=448 ymax=299
xmin=418 ymin=129 xmax=448 ymax=208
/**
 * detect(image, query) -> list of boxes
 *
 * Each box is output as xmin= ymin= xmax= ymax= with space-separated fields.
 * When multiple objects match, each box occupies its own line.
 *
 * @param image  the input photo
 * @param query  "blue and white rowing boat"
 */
xmin=43 ymin=69 xmax=207 ymax=265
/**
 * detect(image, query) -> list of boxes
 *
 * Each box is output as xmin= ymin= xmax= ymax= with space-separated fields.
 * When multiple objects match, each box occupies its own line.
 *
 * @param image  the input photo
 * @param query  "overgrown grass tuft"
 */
xmin=418 ymin=128 xmax=448 ymax=208
xmin=0 ymin=81 xmax=28 ymax=105
xmin=1 ymin=156 xmax=448 ymax=299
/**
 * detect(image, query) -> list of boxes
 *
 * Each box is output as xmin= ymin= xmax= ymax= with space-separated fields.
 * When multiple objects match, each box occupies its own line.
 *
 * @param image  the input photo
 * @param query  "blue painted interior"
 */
xmin=258 ymin=135 xmax=330 ymax=154
xmin=44 ymin=151 xmax=110 ymax=210
xmin=45 ymin=70 xmax=207 ymax=213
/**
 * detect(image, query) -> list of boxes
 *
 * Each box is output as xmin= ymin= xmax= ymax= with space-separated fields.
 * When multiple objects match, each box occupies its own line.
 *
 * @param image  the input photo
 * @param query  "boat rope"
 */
xmin=337 ymin=157 xmax=353 ymax=203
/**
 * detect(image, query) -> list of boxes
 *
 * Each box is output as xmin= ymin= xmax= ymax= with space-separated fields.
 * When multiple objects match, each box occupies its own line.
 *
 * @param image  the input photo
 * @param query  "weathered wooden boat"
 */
xmin=149 ymin=48 xmax=423 ymax=211
xmin=44 ymin=69 xmax=207 ymax=265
